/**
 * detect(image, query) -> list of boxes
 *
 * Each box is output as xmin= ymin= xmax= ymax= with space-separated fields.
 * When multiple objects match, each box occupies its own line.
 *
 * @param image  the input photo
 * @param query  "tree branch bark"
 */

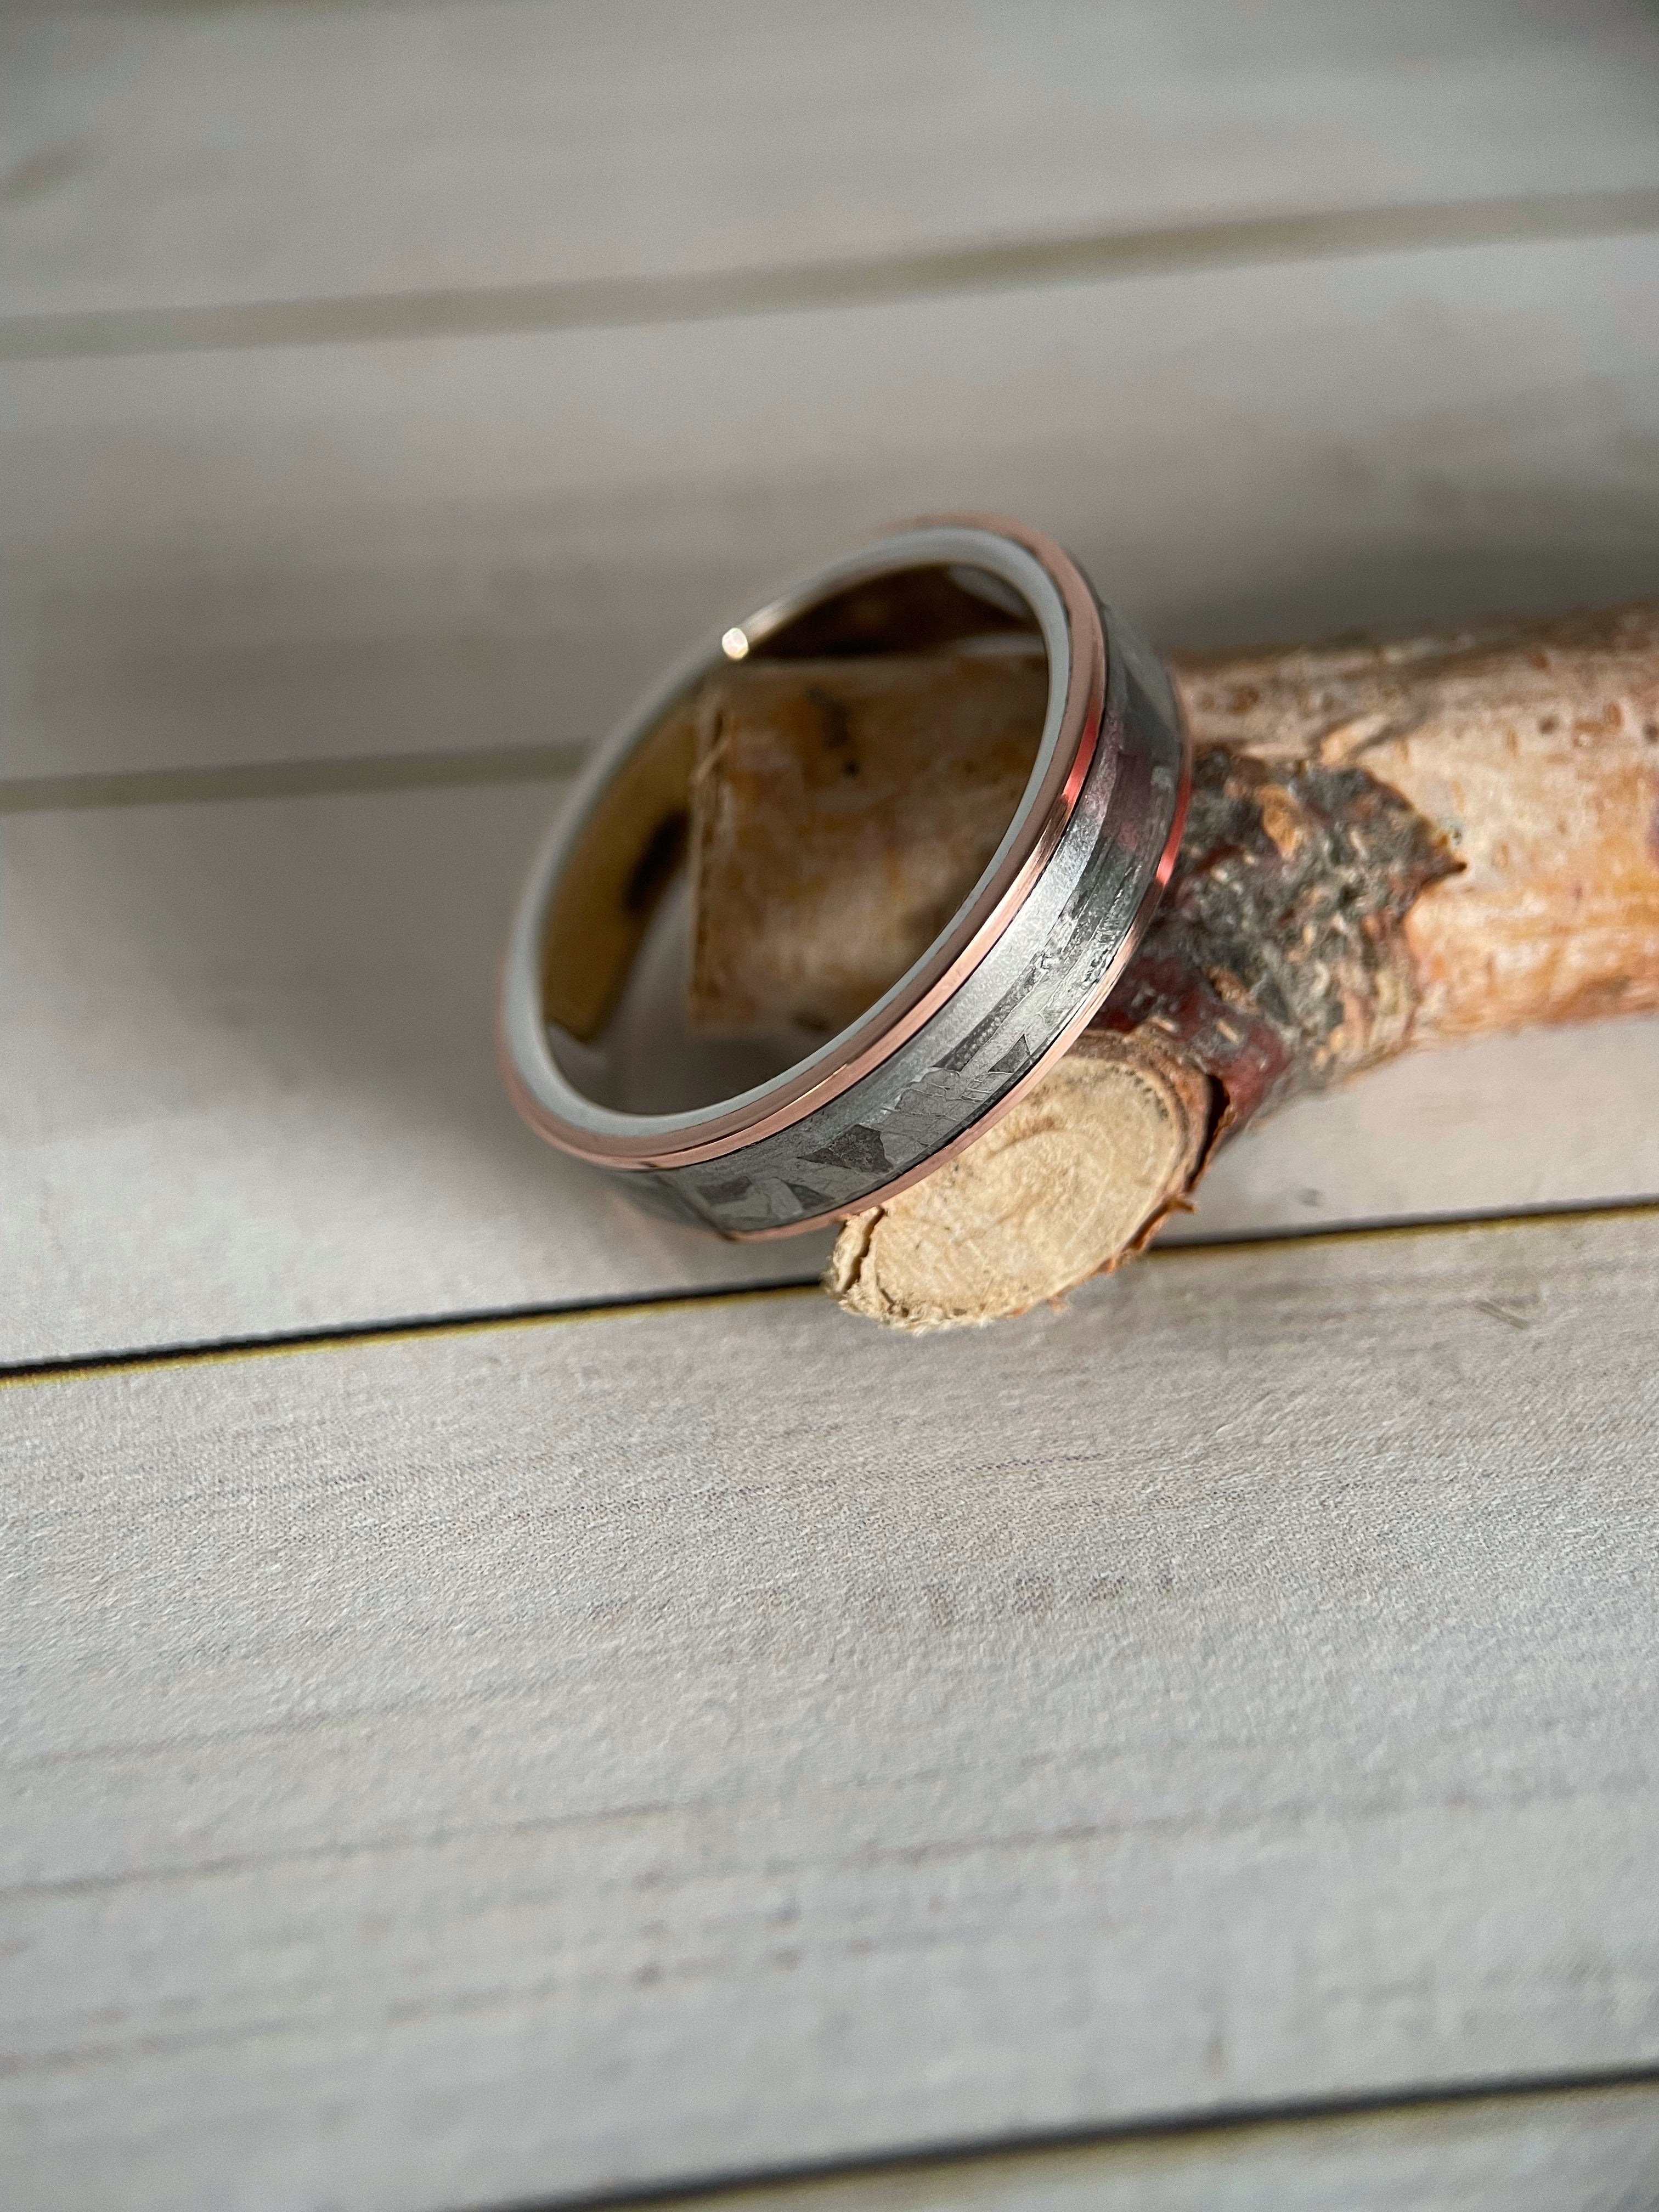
xmin=688 ymin=602 xmax=1659 ymax=1328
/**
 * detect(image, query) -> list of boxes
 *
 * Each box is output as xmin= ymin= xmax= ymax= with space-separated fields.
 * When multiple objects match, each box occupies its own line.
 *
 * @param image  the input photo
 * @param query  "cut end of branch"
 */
xmin=826 ymin=1032 xmax=1212 ymax=1332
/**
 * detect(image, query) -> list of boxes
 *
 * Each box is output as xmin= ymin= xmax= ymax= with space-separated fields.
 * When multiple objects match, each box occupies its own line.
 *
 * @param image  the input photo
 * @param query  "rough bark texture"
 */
xmin=1094 ymin=748 xmax=1461 ymax=1138
xmin=1176 ymin=603 xmax=1659 ymax=1040
xmin=688 ymin=601 xmax=1659 ymax=1329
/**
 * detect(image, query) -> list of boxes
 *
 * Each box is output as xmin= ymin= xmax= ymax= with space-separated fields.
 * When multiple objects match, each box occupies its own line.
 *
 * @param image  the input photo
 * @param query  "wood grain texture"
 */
xmin=7 ymin=13 xmax=1658 ymax=2205
xmin=0 ymin=783 xmax=834 ymax=1367
xmin=627 ymin=2084 xmax=1659 ymax=2212
xmin=7 ymin=787 xmax=1659 ymax=1365
xmin=5 ymin=0 xmax=1659 ymax=324
xmin=5 ymin=1210 xmax=1658 ymax=2209
xmin=7 ymin=234 xmax=1659 ymax=778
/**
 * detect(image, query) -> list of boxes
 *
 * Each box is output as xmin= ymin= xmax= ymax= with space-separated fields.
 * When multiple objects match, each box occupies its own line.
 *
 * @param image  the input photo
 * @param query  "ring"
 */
xmin=500 ymin=514 xmax=1190 ymax=1239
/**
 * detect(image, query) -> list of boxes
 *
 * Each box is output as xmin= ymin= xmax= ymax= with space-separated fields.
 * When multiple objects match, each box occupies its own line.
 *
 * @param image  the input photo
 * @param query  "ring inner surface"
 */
xmin=540 ymin=560 xmax=1051 ymax=1119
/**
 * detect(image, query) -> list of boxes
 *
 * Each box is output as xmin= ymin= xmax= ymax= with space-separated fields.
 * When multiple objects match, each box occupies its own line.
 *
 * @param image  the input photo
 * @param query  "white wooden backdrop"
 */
xmin=3 ymin=5 xmax=1658 ymax=2208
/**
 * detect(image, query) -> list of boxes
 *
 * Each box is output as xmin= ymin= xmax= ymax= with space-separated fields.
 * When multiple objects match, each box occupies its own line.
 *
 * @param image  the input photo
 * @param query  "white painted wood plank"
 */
xmin=4 ymin=1210 xmax=1658 ymax=2209
xmin=0 ymin=781 xmax=833 ymax=1367
xmin=643 ymin=2085 xmax=1659 ymax=2212
xmin=1159 ymin=1017 xmax=1659 ymax=1248
xmin=7 ymin=783 xmax=1659 ymax=1367
xmin=5 ymin=233 xmax=1658 ymax=780
xmin=5 ymin=1 xmax=1658 ymax=323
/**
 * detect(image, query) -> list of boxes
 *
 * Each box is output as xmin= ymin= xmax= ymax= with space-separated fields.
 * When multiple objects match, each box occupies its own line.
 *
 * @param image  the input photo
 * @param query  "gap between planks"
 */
xmin=5 ymin=190 xmax=1659 ymax=363
xmin=6 ymin=1194 xmax=1657 ymax=1393
xmin=479 ymin=2067 xmax=1659 ymax=2212
xmin=0 ymin=743 xmax=588 ymax=816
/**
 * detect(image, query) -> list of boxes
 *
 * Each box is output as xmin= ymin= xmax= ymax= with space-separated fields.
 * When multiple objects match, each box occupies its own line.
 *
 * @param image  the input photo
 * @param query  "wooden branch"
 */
xmin=689 ymin=603 xmax=1659 ymax=1329
xmin=687 ymin=640 xmax=1045 ymax=1042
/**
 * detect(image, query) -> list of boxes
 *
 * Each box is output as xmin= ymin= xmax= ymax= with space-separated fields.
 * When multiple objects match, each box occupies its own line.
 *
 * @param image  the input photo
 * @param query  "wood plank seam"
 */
xmin=0 ymin=745 xmax=588 ymax=816
xmin=0 ymin=1277 xmax=827 ymax=1391
xmin=7 ymin=1209 xmax=1655 ymax=2200
xmin=7 ymin=189 xmax=1659 ymax=364
xmin=4 ymin=1193 xmax=1656 ymax=1392
xmin=444 ymin=2067 xmax=1659 ymax=2212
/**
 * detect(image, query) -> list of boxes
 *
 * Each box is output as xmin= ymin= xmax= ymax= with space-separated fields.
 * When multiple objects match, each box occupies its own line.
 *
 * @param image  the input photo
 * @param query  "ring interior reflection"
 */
xmin=541 ymin=562 xmax=1048 ymax=1116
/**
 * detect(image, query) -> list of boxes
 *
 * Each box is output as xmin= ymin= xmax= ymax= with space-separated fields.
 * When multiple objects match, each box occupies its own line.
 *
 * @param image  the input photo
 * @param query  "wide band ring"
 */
xmin=500 ymin=515 xmax=1190 ymax=1240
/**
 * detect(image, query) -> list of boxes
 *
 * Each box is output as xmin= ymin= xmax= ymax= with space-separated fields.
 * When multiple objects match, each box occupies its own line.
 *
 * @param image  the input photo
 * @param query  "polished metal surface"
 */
xmin=501 ymin=518 xmax=1190 ymax=1239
